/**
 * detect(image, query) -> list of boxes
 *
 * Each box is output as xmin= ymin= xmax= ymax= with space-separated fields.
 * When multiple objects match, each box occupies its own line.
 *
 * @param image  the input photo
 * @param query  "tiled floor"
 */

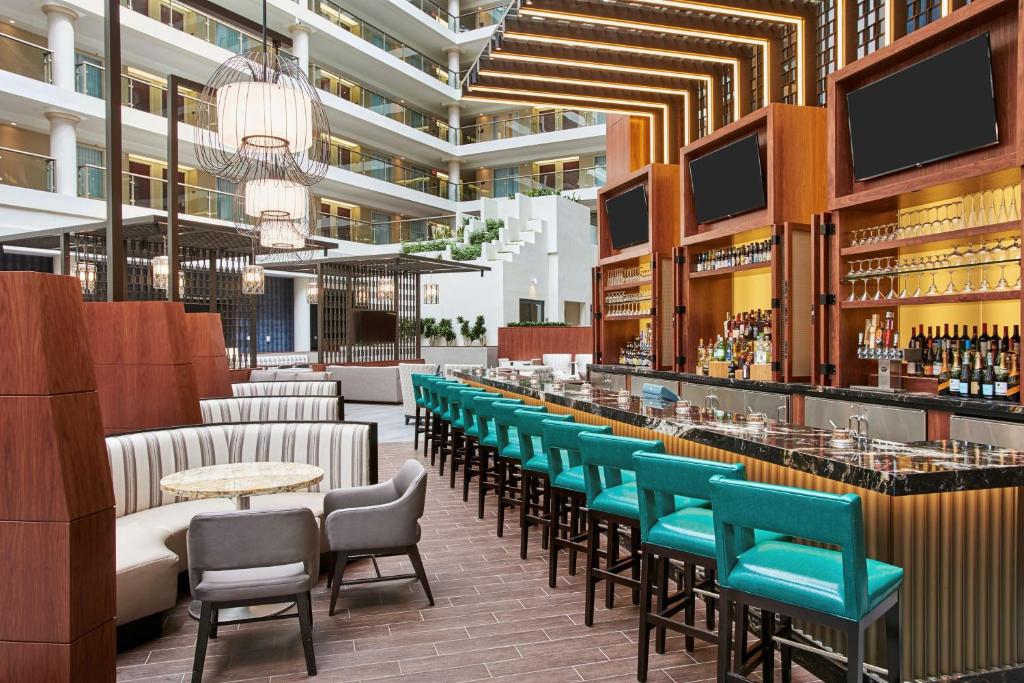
xmin=116 ymin=407 xmax=815 ymax=683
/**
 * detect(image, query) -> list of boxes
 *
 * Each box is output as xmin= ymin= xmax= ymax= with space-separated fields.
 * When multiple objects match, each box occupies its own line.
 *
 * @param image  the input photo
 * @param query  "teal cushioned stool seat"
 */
xmin=410 ymin=373 xmax=437 ymax=452
xmin=491 ymin=401 xmax=544 ymax=458
xmin=540 ymin=420 xmax=612 ymax=588
xmin=471 ymin=396 xmax=526 ymax=525
xmin=513 ymin=410 xmax=574 ymax=561
xmin=631 ymin=452 xmax=781 ymax=680
xmin=710 ymin=477 xmax=904 ymax=683
xmin=516 ymin=410 xmax=574 ymax=473
xmin=442 ymin=387 xmax=494 ymax=492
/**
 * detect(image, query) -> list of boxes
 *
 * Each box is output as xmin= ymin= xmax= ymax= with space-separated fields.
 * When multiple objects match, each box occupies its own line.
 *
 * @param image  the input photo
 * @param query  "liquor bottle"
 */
xmin=1007 ymin=353 xmax=1020 ymax=401
xmin=941 ymin=323 xmax=951 ymax=353
xmin=937 ymin=352 xmax=951 ymax=396
xmin=970 ymin=352 xmax=983 ymax=397
xmin=926 ymin=326 xmax=934 ymax=351
xmin=990 ymin=325 xmax=1001 ymax=356
xmin=982 ymin=352 xmax=996 ymax=399
xmin=970 ymin=325 xmax=979 ymax=352
xmin=952 ymin=324 xmax=961 ymax=351
xmin=921 ymin=340 xmax=932 ymax=377
xmin=905 ymin=325 xmax=917 ymax=374
xmin=995 ymin=352 xmax=1009 ymax=400
xmin=979 ymin=323 xmax=990 ymax=357
xmin=959 ymin=352 xmax=972 ymax=398
xmin=950 ymin=349 xmax=962 ymax=396
xmin=1001 ymin=326 xmax=1010 ymax=354
xmin=931 ymin=339 xmax=942 ymax=376
xmin=1012 ymin=325 xmax=1021 ymax=355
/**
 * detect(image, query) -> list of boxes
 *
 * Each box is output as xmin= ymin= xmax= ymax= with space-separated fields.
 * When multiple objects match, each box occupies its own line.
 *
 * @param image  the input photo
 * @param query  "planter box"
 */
xmin=498 ymin=326 xmax=592 ymax=361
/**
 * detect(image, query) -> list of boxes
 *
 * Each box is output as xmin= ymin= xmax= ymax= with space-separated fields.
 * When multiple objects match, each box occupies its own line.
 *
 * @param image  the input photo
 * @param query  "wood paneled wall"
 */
xmin=83 ymin=301 xmax=202 ymax=434
xmin=497 ymin=326 xmax=592 ymax=361
xmin=0 ymin=272 xmax=115 ymax=681
xmin=185 ymin=313 xmax=231 ymax=399
xmin=605 ymin=114 xmax=651 ymax=186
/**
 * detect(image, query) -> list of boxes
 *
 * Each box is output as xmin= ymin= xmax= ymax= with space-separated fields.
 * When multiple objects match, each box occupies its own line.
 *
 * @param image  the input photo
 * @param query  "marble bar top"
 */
xmin=588 ymin=364 xmax=1024 ymax=423
xmin=455 ymin=372 xmax=1024 ymax=496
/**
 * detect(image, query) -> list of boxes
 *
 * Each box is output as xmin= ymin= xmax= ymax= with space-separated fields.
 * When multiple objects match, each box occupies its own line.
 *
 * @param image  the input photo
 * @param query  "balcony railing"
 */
xmin=76 ymin=61 xmax=204 ymax=121
xmin=0 ymin=32 xmax=53 ymax=83
xmin=461 ymin=164 xmax=606 ymax=201
xmin=460 ymin=110 xmax=606 ymax=144
xmin=318 ymin=213 xmax=455 ymax=244
xmin=328 ymin=142 xmax=453 ymax=198
xmin=120 ymin=0 xmax=265 ymax=55
xmin=458 ymin=3 xmax=510 ymax=31
xmin=403 ymin=0 xmax=457 ymax=32
xmin=0 ymin=146 xmax=55 ymax=192
xmin=78 ymin=165 xmax=239 ymax=220
xmin=312 ymin=0 xmax=455 ymax=86
xmin=312 ymin=65 xmax=452 ymax=143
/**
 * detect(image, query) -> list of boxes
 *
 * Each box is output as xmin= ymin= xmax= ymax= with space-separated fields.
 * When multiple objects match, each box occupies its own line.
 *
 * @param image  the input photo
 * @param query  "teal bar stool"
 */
xmin=423 ymin=378 xmax=458 ymax=465
xmin=578 ymin=432 xmax=709 ymax=627
xmin=514 ymin=409 xmax=573 ymax=560
xmin=458 ymin=389 xmax=499 ymax=514
xmin=490 ymin=401 xmax=544 ymax=536
xmin=445 ymin=387 xmax=492 ymax=489
xmin=431 ymin=380 xmax=463 ymax=469
xmin=542 ymin=421 xmax=612 ymax=588
xmin=472 ymin=395 xmax=526 ymax=525
xmin=710 ymin=477 xmax=904 ymax=683
xmin=409 ymin=373 xmax=437 ymax=451
xmin=632 ymin=453 xmax=786 ymax=682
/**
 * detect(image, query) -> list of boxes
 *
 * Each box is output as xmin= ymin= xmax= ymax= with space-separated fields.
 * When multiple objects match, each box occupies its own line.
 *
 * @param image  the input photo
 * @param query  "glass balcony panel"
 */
xmin=460 ymin=110 xmax=604 ymax=144
xmin=122 ymin=0 xmax=264 ymax=55
xmin=461 ymin=164 xmax=607 ymax=200
xmin=0 ymin=33 xmax=53 ymax=82
xmin=0 ymin=147 xmax=54 ymax=192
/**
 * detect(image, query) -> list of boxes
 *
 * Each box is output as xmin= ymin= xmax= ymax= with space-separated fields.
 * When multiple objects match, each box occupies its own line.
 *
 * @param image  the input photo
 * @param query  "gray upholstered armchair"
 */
xmin=186 ymin=508 xmax=320 ymax=682
xmin=325 ymin=459 xmax=433 ymax=615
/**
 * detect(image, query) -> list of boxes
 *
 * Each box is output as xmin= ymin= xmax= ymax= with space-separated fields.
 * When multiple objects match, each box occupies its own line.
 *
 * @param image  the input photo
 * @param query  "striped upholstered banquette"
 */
xmin=200 ymin=396 xmax=343 ymax=424
xmin=106 ymin=421 xmax=376 ymax=624
xmin=232 ymin=380 xmax=341 ymax=397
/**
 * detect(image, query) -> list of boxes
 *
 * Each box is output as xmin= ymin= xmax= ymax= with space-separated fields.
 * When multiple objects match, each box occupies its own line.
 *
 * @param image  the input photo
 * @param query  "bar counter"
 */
xmin=454 ymin=372 xmax=1024 ymax=682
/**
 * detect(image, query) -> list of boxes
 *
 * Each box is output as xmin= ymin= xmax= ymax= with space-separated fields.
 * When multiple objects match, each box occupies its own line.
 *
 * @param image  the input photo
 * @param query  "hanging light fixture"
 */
xmin=72 ymin=258 xmax=97 ymax=295
xmin=151 ymin=254 xmax=170 ymax=290
xmin=242 ymin=263 xmax=266 ymax=295
xmin=305 ymin=278 xmax=319 ymax=304
xmin=423 ymin=282 xmax=439 ymax=304
xmin=258 ymin=218 xmax=306 ymax=250
xmin=378 ymin=276 xmax=395 ymax=302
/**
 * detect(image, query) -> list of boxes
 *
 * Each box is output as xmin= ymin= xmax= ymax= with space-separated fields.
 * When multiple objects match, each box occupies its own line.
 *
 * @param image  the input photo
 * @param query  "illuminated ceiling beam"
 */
xmin=503 ymin=32 xmax=740 ymax=120
xmin=518 ymin=7 xmax=771 ymax=106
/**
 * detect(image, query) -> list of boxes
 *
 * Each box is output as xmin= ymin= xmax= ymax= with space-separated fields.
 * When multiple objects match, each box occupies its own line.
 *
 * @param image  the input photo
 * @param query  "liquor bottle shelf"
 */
xmin=690 ymin=261 xmax=771 ymax=279
xmin=603 ymin=313 xmax=654 ymax=321
xmin=839 ymin=289 xmax=1020 ymax=308
xmin=603 ymin=278 xmax=653 ymax=291
xmin=839 ymin=220 xmax=1021 ymax=256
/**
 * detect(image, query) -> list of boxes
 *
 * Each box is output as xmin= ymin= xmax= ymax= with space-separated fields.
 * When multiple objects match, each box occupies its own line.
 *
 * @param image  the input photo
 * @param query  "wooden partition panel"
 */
xmin=497 ymin=326 xmax=592 ymax=361
xmin=185 ymin=312 xmax=231 ymax=399
xmin=84 ymin=301 xmax=201 ymax=434
xmin=605 ymin=114 xmax=652 ymax=186
xmin=0 ymin=272 xmax=115 ymax=681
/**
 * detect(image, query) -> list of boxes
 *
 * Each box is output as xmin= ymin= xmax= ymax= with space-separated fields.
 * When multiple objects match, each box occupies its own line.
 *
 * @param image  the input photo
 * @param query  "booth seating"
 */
xmin=255 ymin=352 xmax=313 ymax=368
xmin=325 ymin=365 xmax=402 ymax=403
xmin=107 ymin=421 xmax=377 ymax=625
xmin=232 ymin=380 xmax=342 ymax=398
xmin=200 ymin=396 xmax=344 ymax=423
xmin=399 ymin=363 xmax=439 ymax=424
xmin=249 ymin=369 xmax=329 ymax=382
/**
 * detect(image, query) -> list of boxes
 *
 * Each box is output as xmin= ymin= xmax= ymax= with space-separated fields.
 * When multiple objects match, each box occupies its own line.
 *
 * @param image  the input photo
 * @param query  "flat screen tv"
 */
xmin=605 ymin=184 xmax=649 ymax=249
xmin=689 ymin=133 xmax=766 ymax=224
xmin=847 ymin=32 xmax=999 ymax=181
xmin=353 ymin=310 xmax=397 ymax=343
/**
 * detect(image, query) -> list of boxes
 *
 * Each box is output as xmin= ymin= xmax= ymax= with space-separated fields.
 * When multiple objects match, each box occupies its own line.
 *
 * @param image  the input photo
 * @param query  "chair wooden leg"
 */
xmin=519 ymin=471 xmax=532 ymax=560
xmin=328 ymin=552 xmax=348 ymax=616
xmin=192 ymin=601 xmax=213 ymax=683
xmin=438 ymin=423 xmax=448 ymax=477
xmin=780 ymin=616 xmax=793 ymax=683
xmin=568 ymin=497 xmax=581 ymax=575
xmin=683 ymin=563 xmax=696 ymax=652
xmin=716 ymin=591 xmax=733 ymax=683
xmin=296 ymin=591 xmax=317 ymax=676
xmin=540 ymin=479 xmax=551 ymax=551
xmin=655 ymin=556 xmax=669 ymax=654
xmin=706 ymin=567 xmax=717 ymax=631
xmin=637 ymin=549 xmax=654 ymax=683
xmin=885 ymin=599 xmax=902 ymax=683
xmin=548 ymin=488 xmax=561 ymax=588
xmin=761 ymin=610 xmax=775 ymax=683
xmin=408 ymin=545 xmax=435 ymax=606
xmin=463 ymin=440 xmax=474 ymax=502
xmin=209 ymin=607 xmax=219 ymax=639
xmin=414 ymin=406 xmax=421 ymax=449
xmin=846 ymin=624 xmax=864 ymax=683
xmin=496 ymin=458 xmax=507 ymax=537
xmin=605 ymin=522 xmax=619 ymax=610
xmin=584 ymin=511 xmax=599 ymax=627
xmin=629 ymin=527 xmax=641 ymax=605
xmin=733 ymin=603 xmax=748 ymax=674
xmin=477 ymin=447 xmax=489 ymax=519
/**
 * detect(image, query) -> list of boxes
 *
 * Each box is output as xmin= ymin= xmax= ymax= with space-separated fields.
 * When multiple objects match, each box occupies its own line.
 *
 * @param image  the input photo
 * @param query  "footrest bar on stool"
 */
xmin=769 ymin=635 xmax=889 ymax=677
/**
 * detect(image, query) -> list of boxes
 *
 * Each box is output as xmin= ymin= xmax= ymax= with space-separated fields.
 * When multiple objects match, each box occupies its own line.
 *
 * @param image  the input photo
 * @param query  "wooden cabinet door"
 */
xmin=811 ymin=213 xmax=834 ymax=386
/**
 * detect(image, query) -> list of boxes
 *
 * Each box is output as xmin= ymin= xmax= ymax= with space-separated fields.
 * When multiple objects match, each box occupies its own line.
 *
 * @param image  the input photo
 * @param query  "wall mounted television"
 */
xmin=846 ymin=32 xmax=999 ymax=181
xmin=605 ymin=184 xmax=649 ymax=250
xmin=689 ymin=133 xmax=767 ymax=224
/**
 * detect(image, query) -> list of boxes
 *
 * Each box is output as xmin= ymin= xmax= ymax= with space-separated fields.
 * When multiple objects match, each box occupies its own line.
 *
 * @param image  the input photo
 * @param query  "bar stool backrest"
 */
xmin=459 ymin=390 xmax=499 ymax=431
xmin=491 ymin=402 xmax=544 ymax=452
xmin=710 ymin=476 xmax=869 ymax=620
xmin=425 ymin=378 xmax=458 ymax=413
xmin=578 ymin=432 xmax=664 ymax=506
xmin=514 ymin=410 xmax=573 ymax=463
xmin=473 ymin=396 xmax=523 ymax=442
xmin=632 ymin=452 xmax=745 ymax=541
xmin=450 ymin=387 xmax=493 ymax=424
xmin=542 ymin=421 xmax=612 ymax=481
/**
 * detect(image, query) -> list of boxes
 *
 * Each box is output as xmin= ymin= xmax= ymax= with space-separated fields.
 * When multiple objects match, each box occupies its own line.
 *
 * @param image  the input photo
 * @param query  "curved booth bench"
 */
xmin=232 ymin=380 xmax=341 ymax=398
xmin=201 ymin=396 xmax=345 ymax=423
xmin=106 ymin=420 xmax=377 ymax=625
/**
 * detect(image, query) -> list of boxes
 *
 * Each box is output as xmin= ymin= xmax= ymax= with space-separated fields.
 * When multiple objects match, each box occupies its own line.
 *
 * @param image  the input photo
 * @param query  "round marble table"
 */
xmin=160 ymin=462 xmax=323 ymax=510
xmin=160 ymin=462 xmax=324 ymax=622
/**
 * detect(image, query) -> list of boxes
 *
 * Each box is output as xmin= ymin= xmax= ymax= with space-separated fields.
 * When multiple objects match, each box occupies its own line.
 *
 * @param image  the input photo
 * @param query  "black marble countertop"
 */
xmin=455 ymin=372 xmax=1024 ymax=496
xmin=588 ymin=365 xmax=1024 ymax=423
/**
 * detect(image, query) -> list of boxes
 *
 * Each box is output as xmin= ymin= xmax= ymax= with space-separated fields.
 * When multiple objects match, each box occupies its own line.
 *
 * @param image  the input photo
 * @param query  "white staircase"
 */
xmin=463 ymin=195 xmax=551 ymax=263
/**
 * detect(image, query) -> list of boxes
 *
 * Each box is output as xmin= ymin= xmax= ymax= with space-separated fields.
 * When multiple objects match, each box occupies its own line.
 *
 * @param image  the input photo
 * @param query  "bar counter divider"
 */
xmin=454 ymin=371 xmax=1024 ymax=682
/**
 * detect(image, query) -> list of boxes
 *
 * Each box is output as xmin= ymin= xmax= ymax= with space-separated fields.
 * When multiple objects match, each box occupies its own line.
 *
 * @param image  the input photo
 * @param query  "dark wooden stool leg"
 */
xmin=629 ymin=526 xmax=641 ymax=605
xmin=655 ymin=556 xmax=669 ymax=654
xmin=496 ymin=458 xmax=507 ymax=537
xmin=605 ymin=521 xmax=619 ymax=609
xmin=885 ymin=599 xmax=902 ymax=683
xmin=761 ymin=610 xmax=775 ymax=683
xmin=684 ymin=563 xmax=696 ymax=652
xmin=584 ymin=510 xmax=599 ymax=627
xmin=637 ymin=549 xmax=654 ymax=683
xmin=548 ymin=488 xmax=561 ymax=588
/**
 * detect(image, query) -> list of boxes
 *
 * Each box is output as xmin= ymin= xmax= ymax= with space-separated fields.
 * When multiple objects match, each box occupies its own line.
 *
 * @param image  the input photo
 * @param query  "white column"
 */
xmin=42 ymin=4 xmax=79 ymax=91
xmin=448 ymin=0 xmax=460 ymax=30
xmin=45 ymin=111 xmax=80 ymax=197
xmin=289 ymin=24 xmax=311 ymax=78
xmin=443 ymin=46 xmax=461 ymax=87
xmin=446 ymin=101 xmax=461 ymax=144
xmin=447 ymin=159 xmax=461 ymax=202
xmin=293 ymin=277 xmax=312 ymax=352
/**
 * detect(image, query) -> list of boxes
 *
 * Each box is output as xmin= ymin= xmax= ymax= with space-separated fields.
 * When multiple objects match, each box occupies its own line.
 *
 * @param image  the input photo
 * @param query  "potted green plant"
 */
xmin=420 ymin=317 xmax=437 ymax=345
xmin=457 ymin=316 xmax=472 ymax=346
xmin=470 ymin=315 xmax=487 ymax=345
xmin=436 ymin=318 xmax=457 ymax=346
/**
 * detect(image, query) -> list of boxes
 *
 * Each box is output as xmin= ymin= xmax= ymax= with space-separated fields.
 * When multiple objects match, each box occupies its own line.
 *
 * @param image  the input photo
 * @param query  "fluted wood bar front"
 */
xmin=458 ymin=374 xmax=1024 ymax=682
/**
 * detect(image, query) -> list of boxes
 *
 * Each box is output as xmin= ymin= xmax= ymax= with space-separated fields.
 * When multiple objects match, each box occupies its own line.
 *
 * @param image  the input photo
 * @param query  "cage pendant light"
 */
xmin=193 ymin=1 xmax=329 ymax=187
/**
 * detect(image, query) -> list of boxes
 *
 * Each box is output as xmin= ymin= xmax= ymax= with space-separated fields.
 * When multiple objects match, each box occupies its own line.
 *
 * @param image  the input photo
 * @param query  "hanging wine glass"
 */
xmin=962 ymin=265 xmax=974 ymax=292
xmin=978 ymin=265 xmax=991 ymax=291
xmin=996 ymin=264 xmax=1009 ymax=290
xmin=872 ymin=258 xmax=885 ymax=301
xmin=925 ymin=271 xmax=940 ymax=296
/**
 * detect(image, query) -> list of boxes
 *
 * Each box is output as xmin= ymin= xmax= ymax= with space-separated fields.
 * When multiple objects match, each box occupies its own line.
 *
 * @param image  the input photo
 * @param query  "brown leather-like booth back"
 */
xmin=0 ymin=272 xmax=116 ymax=681
xmin=185 ymin=312 xmax=231 ymax=399
xmin=83 ymin=301 xmax=201 ymax=434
